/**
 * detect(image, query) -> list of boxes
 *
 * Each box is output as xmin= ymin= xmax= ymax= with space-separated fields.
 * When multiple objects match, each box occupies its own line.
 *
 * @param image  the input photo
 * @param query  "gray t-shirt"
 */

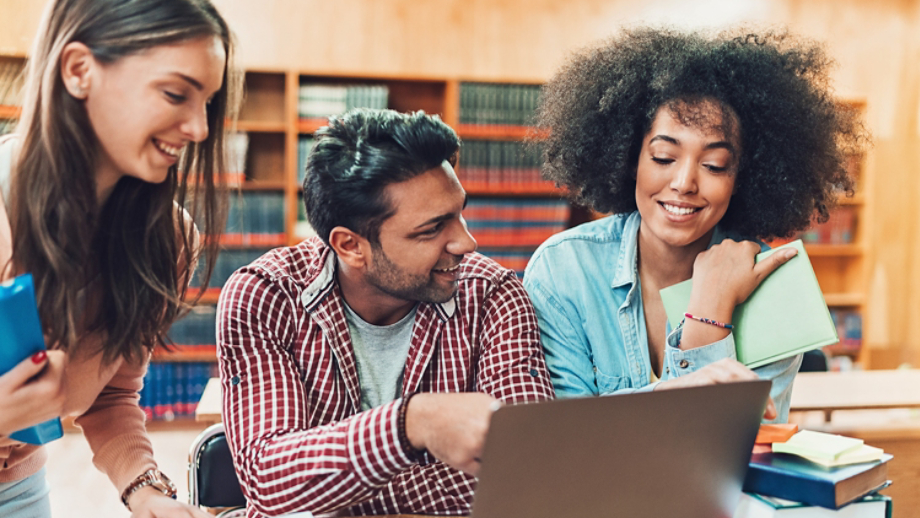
xmin=342 ymin=301 xmax=417 ymax=411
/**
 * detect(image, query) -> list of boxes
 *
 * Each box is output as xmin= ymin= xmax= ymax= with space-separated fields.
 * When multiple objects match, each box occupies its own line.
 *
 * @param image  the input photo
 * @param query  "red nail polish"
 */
xmin=31 ymin=351 xmax=47 ymax=364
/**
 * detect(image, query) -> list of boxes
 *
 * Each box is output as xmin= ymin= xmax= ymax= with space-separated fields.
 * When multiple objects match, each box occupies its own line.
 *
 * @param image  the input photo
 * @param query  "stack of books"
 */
xmin=736 ymin=428 xmax=893 ymax=517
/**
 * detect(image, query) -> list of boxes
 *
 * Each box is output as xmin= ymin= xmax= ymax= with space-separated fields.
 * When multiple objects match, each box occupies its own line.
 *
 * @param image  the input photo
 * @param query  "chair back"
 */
xmin=188 ymin=422 xmax=247 ymax=509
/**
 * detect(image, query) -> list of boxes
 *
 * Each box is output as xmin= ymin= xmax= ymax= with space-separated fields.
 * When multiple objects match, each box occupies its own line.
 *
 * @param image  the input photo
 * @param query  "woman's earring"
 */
xmin=70 ymin=81 xmax=85 ymax=98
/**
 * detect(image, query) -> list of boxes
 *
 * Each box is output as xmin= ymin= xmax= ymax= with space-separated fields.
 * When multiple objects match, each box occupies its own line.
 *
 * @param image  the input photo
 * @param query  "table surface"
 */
xmin=196 ymin=369 xmax=920 ymax=422
xmin=788 ymin=369 xmax=920 ymax=412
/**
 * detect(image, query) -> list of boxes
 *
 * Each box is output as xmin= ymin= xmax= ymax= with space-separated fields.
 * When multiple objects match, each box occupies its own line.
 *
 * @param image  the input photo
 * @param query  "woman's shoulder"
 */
xmin=530 ymin=212 xmax=636 ymax=263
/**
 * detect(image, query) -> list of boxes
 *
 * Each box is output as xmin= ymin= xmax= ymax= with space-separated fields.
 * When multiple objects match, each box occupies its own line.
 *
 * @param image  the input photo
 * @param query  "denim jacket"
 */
xmin=523 ymin=211 xmax=801 ymax=423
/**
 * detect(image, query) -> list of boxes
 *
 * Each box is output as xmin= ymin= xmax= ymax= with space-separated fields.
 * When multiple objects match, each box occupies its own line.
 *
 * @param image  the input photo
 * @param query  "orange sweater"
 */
xmin=0 ymin=136 xmax=156 ymax=494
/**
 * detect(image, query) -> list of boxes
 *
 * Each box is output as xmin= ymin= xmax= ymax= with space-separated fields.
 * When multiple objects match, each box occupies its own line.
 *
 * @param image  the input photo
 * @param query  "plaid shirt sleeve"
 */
xmin=477 ymin=271 xmax=556 ymax=403
xmin=344 ymin=270 xmax=555 ymax=515
xmin=217 ymin=268 xmax=415 ymax=516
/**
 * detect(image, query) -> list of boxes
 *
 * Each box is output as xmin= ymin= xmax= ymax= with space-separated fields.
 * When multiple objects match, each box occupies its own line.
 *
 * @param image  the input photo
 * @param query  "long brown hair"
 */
xmin=11 ymin=0 xmax=241 ymax=364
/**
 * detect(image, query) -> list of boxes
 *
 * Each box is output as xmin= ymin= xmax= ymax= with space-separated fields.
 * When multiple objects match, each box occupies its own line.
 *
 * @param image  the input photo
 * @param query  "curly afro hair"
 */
xmin=534 ymin=28 xmax=869 ymax=239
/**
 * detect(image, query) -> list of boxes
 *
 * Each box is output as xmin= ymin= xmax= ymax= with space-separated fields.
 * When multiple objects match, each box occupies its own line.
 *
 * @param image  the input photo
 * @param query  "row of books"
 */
xmin=222 ymin=191 xmax=286 ymax=246
xmin=167 ymin=305 xmax=217 ymax=350
xmin=297 ymin=136 xmax=315 ymax=186
xmin=190 ymin=247 xmax=270 ymax=293
xmin=457 ymin=139 xmax=554 ymax=190
xmin=800 ymin=207 xmax=857 ymax=245
xmin=139 ymin=361 xmax=217 ymax=421
xmin=825 ymin=309 xmax=862 ymax=358
xmin=463 ymin=198 xmax=570 ymax=247
xmin=299 ymin=83 xmax=389 ymax=119
xmin=0 ymin=59 xmax=24 ymax=107
xmin=738 ymin=425 xmax=892 ymax=517
xmin=459 ymin=82 xmax=541 ymax=127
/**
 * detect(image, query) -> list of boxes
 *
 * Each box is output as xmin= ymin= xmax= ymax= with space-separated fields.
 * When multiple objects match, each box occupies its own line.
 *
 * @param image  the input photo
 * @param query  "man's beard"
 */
xmin=365 ymin=246 xmax=460 ymax=304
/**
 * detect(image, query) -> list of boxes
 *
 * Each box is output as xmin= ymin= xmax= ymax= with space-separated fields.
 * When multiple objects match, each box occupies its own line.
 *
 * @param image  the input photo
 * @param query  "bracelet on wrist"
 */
xmin=120 ymin=469 xmax=177 ymax=510
xmin=397 ymin=393 xmax=427 ymax=461
xmin=682 ymin=312 xmax=734 ymax=330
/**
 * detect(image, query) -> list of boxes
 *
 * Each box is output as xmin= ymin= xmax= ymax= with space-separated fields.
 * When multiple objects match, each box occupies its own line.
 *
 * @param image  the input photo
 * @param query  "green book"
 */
xmin=659 ymin=240 xmax=838 ymax=369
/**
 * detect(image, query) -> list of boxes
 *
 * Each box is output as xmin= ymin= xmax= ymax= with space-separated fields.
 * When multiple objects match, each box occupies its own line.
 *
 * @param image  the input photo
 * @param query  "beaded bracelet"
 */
xmin=397 ymin=393 xmax=427 ymax=461
xmin=683 ymin=312 xmax=734 ymax=330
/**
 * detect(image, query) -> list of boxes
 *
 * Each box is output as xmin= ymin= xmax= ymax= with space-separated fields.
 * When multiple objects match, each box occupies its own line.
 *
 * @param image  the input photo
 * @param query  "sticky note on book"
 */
xmin=660 ymin=240 xmax=838 ymax=368
xmin=772 ymin=430 xmax=863 ymax=462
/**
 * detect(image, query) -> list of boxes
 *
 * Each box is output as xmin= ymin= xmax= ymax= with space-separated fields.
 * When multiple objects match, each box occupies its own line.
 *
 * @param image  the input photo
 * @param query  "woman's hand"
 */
xmin=128 ymin=488 xmax=213 ymax=518
xmin=656 ymin=357 xmax=777 ymax=420
xmin=681 ymin=240 xmax=797 ymax=349
xmin=0 ymin=350 xmax=67 ymax=436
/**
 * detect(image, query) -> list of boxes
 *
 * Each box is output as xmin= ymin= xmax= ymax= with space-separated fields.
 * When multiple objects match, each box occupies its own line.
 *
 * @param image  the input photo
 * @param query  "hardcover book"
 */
xmin=743 ymin=452 xmax=892 ymax=509
xmin=735 ymin=491 xmax=891 ymax=518
xmin=660 ymin=240 xmax=838 ymax=368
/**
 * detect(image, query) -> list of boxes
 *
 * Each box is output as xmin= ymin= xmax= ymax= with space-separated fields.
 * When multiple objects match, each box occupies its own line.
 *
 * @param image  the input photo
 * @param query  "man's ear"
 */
xmin=329 ymin=226 xmax=370 ymax=269
xmin=60 ymin=41 xmax=95 ymax=100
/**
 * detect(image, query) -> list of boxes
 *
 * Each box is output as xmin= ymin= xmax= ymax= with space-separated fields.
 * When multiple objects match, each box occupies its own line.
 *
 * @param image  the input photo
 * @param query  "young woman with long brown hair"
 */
xmin=0 ymin=0 xmax=239 ymax=516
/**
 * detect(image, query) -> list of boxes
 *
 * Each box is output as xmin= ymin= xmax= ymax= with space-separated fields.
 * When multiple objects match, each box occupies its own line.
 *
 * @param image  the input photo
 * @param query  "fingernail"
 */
xmin=784 ymin=249 xmax=797 ymax=258
xmin=31 ymin=351 xmax=47 ymax=364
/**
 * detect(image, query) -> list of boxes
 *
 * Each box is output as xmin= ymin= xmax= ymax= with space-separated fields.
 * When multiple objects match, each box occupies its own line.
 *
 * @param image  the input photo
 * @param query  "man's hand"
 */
xmin=127 ymin=488 xmax=212 ymax=518
xmin=655 ymin=358 xmax=777 ymax=420
xmin=404 ymin=392 xmax=500 ymax=476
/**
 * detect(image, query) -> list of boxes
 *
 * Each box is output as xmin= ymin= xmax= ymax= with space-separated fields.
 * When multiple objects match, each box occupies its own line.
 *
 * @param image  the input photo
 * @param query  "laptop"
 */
xmin=471 ymin=380 xmax=770 ymax=518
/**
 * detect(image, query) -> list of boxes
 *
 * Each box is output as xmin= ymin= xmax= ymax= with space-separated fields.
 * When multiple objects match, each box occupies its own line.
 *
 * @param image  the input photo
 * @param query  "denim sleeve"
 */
xmin=523 ymin=274 xmax=599 ymax=398
xmin=664 ymin=327 xmax=802 ymax=422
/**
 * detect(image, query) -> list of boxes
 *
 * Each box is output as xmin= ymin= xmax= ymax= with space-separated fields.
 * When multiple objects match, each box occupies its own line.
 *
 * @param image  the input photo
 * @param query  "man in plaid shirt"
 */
xmin=217 ymin=109 xmax=555 ymax=517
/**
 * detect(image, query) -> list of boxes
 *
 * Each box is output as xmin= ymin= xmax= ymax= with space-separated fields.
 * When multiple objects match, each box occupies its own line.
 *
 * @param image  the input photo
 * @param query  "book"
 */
xmin=735 ymin=492 xmax=891 ymax=518
xmin=756 ymin=424 xmax=799 ymax=444
xmin=659 ymin=240 xmax=839 ymax=368
xmin=796 ymin=444 xmax=886 ymax=469
xmin=0 ymin=274 xmax=64 ymax=444
xmin=772 ymin=430 xmax=864 ymax=462
xmin=743 ymin=452 xmax=892 ymax=509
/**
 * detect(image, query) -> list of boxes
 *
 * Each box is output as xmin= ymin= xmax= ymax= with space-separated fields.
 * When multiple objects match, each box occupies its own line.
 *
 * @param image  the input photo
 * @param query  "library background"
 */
xmin=2 ymin=0 xmax=920 ymax=517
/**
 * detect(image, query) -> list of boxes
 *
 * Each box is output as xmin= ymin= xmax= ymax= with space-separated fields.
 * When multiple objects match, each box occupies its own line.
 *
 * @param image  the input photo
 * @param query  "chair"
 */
xmin=798 ymin=349 xmax=829 ymax=372
xmin=188 ymin=423 xmax=247 ymax=514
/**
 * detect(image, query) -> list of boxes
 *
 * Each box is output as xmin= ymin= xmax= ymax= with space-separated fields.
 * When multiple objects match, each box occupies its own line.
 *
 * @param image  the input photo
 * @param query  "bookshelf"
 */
xmin=0 ymin=55 xmax=878 ymax=419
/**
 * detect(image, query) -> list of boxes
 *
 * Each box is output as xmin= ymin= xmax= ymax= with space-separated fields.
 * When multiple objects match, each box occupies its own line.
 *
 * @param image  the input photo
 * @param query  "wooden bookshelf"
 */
xmin=0 ymin=105 xmax=20 ymax=119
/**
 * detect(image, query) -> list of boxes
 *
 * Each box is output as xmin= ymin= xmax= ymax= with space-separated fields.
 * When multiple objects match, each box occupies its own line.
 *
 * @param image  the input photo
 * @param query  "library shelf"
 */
xmin=804 ymin=244 xmax=862 ymax=257
xmin=462 ymin=183 xmax=564 ymax=197
xmin=185 ymin=289 xmax=220 ymax=305
xmin=823 ymin=292 xmax=865 ymax=307
xmin=152 ymin=350 xmax=217 ymax=363
xmin=0 ymin=105 xmax=20 ymax=119
xmin=297 ymin=118 xmax=327 ymax=134
xmin=236 ymin=181 xmax=286 ymax=191
xmin=236 ymin=120 xmax=285 ymax=133
xmin=456 ymin=124 xmax=548 ymax=140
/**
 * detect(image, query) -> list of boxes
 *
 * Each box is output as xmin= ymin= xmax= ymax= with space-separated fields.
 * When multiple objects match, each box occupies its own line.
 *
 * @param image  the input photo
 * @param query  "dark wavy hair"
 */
xmin=304 ymin=108 xmax=460 ymax=246
xmin=533 ymin=27 xmax=869 ymax=239
xmin=12 ymin=0 xmax=240 ymax=364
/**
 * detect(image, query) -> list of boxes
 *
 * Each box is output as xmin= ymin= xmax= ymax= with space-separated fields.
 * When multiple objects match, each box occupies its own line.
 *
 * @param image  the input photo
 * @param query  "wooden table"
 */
xmin=789 ymin=369 xmax=920 ymax=421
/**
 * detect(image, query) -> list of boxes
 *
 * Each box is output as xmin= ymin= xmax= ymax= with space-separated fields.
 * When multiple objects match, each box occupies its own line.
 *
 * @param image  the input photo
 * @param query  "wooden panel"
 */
xmin=239 ymin=72 xmax=286 ymax=123
xmin=246 ymin=132 xmax=285 ymax=182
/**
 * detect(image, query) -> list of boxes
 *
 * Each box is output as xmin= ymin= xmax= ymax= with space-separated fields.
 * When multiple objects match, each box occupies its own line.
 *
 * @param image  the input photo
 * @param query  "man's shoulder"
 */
xmin=224 ymin=236 xmax=332 ymax=295
xmin=457 ymin=251 xmax=515 ymax=284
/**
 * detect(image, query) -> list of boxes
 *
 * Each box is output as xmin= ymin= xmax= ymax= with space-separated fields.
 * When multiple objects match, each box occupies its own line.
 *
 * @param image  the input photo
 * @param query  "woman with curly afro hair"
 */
xmin=522 ymin=28 xmax=867 ymax=422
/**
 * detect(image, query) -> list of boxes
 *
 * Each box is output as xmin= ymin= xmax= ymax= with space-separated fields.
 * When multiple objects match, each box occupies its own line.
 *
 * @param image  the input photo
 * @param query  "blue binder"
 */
xmin=0 ymin=274 xmax=63 ymax=444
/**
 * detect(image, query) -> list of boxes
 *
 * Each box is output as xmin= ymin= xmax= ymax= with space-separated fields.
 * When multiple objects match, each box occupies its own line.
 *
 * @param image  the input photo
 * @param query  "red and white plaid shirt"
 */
xmin=217 ymin=237 xmax=554 ymax=517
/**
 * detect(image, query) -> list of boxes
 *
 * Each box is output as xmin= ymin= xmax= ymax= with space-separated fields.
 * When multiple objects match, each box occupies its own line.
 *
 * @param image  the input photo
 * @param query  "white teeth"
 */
xmin=662 ymin=203 xmax=698 ymax=216
xmin=154 ymin=139 xmax=181 ymax=157
xmin=434 ymin=265 xmax=460 ymax=273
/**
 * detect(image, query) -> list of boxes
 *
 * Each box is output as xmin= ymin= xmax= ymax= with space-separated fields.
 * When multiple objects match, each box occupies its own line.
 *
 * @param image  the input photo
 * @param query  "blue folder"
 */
xmin=0 ymin=274 xmax=63 ymax=444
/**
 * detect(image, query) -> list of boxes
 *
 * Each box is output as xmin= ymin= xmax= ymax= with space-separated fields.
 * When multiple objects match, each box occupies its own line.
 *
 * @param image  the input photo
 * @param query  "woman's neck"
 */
xmin=636 ymin=223 xmax=714 ymax=290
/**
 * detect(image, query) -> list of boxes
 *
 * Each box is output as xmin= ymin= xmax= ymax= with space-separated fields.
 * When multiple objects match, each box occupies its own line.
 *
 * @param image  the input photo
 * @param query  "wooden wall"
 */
xmin=1 ymin=0 xmax=918 ymax=368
